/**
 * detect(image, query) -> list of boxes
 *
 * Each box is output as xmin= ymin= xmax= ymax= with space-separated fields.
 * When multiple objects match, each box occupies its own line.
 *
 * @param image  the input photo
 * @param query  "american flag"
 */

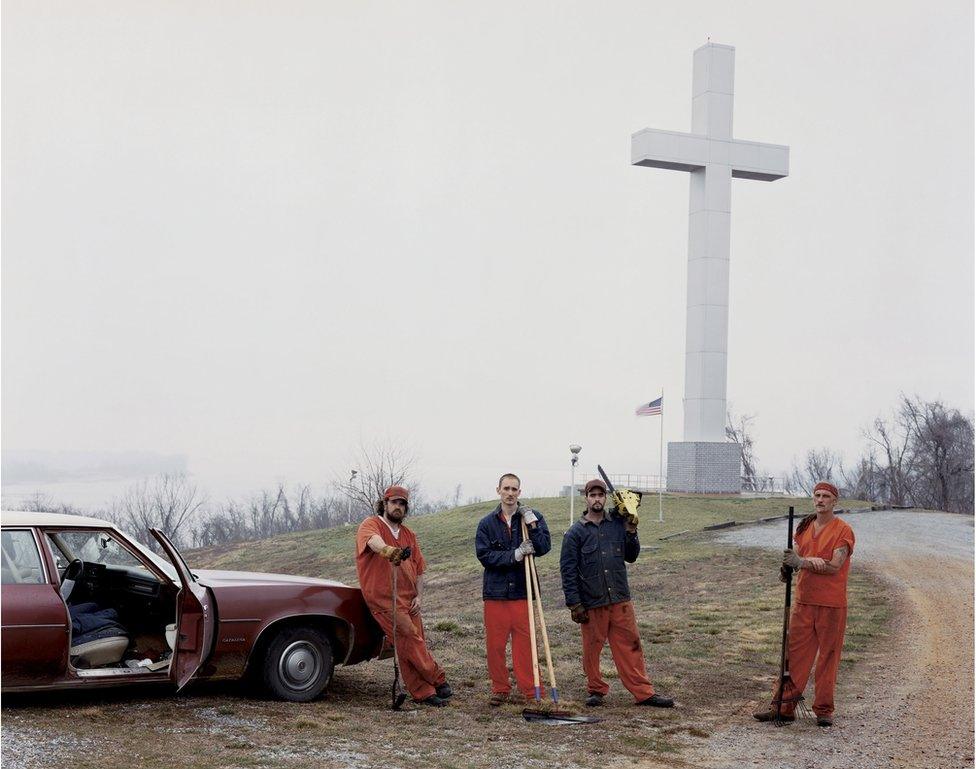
xmin=635 ymin=397 xmax=663 ymax=417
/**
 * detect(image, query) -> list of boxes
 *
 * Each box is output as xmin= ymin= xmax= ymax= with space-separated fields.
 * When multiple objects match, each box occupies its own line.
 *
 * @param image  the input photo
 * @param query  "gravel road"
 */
xmin=651 ymin=509 xmax=974 ymax=769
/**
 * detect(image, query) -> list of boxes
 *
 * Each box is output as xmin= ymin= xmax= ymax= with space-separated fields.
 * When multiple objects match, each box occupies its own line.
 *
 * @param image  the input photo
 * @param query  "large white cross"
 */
xmin=632 ymin=43 xmax=789 ymax=443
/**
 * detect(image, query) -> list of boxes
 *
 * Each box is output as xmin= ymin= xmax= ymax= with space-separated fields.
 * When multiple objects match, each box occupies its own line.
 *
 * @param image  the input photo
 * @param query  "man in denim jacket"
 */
xmin=474 ymin=473 xmax=551 ymax=706
xmin=560 ymin=478 xmax=673 ymax=708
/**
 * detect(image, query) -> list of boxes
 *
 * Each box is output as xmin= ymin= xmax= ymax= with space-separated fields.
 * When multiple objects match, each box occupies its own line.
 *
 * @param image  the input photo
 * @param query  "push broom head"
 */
xmin=522 ymin=707 xmax=603 ymax=725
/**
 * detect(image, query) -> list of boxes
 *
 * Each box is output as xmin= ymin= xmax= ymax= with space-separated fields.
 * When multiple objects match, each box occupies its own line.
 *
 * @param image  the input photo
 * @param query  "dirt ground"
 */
xmin=2 ymin=510 xmax=971 ymax=769
xmin=637 ymin=514 xmax=975 ymax=769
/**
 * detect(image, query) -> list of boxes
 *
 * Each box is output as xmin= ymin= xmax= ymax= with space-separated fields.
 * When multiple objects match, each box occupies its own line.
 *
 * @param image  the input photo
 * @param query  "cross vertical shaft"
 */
xmin=686 ymin=44 xmax=734 ymax=441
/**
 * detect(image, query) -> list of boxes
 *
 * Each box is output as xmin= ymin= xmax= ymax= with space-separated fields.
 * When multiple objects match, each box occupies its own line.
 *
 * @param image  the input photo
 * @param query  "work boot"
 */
xmin=585 ymin=693 xmax=605 ymax=707
xmin=637 ymin=694 xmax=674 ymax=708
xmin=488 ymin=692 xmax=509 ymax=707
xmin=417 ymin=694 xmax=447 ymax=707
xmin=436 ymin=683 xmax=453 ymax=700
xmin=817 ymin=716 xmax=833 ymax=728
xmin=753 ymin=709 xmax=794 ymax=723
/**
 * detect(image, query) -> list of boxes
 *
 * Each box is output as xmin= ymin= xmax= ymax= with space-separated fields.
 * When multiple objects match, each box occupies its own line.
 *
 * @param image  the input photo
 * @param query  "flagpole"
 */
xmin=658 ymin=387 xmax=664 ymax=523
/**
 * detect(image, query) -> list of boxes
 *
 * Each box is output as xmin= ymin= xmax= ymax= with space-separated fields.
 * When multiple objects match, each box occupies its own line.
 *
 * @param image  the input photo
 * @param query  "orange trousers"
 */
xmin=773 ymin=603 xmax=847 ymax=717
xmin=371 ymin=608 xmax=446 ymax=701
xmin=580 ymin=601 xmax=655 ymax=701
xmin=483 ymin=599 xmax=542 ymax=699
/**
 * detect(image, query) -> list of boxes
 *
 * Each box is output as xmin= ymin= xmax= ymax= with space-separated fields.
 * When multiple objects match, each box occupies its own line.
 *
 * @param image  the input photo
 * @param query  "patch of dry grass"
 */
xmin=2 ymin=496 xmax=888 ymax=769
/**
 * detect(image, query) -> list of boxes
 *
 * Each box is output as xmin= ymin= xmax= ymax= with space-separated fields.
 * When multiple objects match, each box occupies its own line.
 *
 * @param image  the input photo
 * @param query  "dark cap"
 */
xmin=583 ymin=478 xmax=607 ymax=494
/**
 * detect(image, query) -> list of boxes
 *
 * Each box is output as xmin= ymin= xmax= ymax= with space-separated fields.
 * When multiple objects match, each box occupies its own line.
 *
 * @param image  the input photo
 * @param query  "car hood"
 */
xmin=193 ymin=568 xmax=351 ymax=589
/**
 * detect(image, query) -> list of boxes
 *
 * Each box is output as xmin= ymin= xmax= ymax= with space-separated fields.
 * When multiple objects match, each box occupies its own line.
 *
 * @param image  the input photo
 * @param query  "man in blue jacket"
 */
xmin=560 ymin=478 xmax=673 ymax=708
xmin=475 ymin=473 xmax=552 ymax=706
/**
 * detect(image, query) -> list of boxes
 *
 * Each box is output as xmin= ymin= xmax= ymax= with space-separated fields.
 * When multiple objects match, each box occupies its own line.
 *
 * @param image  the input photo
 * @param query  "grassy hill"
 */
xmin=189 ymin=493 xmax=839 ymax=583
xmin=175 ymin=494 xmax=887 ymax=767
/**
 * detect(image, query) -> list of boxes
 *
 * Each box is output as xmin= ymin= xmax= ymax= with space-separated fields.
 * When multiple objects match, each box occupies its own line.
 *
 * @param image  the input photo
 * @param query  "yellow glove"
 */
xmin=379 ymin=545 xmax=405 ymax=565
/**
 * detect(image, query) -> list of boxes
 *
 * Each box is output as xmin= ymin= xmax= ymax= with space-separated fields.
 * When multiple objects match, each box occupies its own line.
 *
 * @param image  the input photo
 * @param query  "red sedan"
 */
xmin=1 ymin=511 xmax=386 ymax=701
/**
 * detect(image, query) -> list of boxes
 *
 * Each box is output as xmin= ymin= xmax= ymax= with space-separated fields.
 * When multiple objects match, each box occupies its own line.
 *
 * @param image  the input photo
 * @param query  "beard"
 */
xmin=588 ymin=501 xmax=604 ymax=514
xmin=385 ymin=508 xmax=406 ymax=524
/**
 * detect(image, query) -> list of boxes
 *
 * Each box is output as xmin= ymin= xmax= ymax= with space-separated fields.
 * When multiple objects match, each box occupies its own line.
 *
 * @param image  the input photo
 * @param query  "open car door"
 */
xmin=150 ymin=528 xmax=214 ymax=691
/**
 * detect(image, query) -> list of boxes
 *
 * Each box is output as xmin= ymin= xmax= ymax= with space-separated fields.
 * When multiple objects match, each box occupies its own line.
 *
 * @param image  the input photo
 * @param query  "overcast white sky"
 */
xmin=3 ymin=1 xmax=973 ymax=506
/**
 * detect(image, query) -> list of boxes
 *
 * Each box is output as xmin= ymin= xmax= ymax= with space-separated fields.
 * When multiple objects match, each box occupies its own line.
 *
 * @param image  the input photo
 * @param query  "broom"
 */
xmin=518 ymin=511 xmax=601 ymax=725
xmin=773 ymin=506 xmax=811 ymax=724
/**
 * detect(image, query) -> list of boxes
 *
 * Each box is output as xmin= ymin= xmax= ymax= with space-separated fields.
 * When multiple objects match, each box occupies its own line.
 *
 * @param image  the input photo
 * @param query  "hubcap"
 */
xmin=278 ymin=640 xmax=322 ymax=691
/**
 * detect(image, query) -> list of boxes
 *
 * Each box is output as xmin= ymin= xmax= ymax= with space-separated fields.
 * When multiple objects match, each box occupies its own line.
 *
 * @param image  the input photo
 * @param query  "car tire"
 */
xmin=262 ymin=627 xmax=334 ymax=702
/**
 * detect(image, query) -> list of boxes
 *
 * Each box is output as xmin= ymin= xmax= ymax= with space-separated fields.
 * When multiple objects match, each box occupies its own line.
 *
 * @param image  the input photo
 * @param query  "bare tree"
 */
xmin=899 ymin=395 xmax=974 ymax=513
xmin=789 ymin=448 xmax=843 ymax=496
xmin=864 ymin=414 xmax=913 ymax=506
xmin=726 ymin=409 xmax=760 ymax=491
xmin=335 ymin=439 xmax=419 ymax=519
xmin=194 ymin=484 xmax=346 ymax=548
xmin=840 ymin=452 xmax=885 ymax=502
xmin=11 ymin=492 xmax=88 ymax=517
xmin=110 ymin=473 xmax=206 ymax=551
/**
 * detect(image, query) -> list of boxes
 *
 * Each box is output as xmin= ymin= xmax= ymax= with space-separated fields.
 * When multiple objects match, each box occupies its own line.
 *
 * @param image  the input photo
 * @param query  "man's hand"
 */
xmin=806 ymin=556 xmax=828 ymax=573
xmin=380 ymin=545 xmax=406 ymax=565
xmin=782 ymin=549 xmax=804 ymax=570
xmin=409 ymin=596 xmax=422 ymax=615
xmin=521 ymin=508 xmax=539 ymax=527
xmin=624 ymin=520 xmax=638 ymax=534
xmin=570 ymin=604 xmax=589 ymax=624
xmin=514 ymin=540 xmax=535 ymax=562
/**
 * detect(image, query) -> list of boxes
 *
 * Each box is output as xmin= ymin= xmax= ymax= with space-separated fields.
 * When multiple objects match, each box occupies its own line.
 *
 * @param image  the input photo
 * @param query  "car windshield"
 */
xmin=126 ymin=537 xmax=179 ymax=580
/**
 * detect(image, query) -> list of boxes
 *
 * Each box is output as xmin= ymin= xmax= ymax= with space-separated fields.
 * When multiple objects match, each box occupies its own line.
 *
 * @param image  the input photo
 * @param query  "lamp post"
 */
xmin=569 ymin=444 xmax=582 ymax=528
xmin=347 ymin=469 xmax=358 ymax=524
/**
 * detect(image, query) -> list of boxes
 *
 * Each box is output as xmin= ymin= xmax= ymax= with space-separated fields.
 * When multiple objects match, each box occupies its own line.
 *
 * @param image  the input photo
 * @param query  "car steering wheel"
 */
xmin=60 ymin=558 xmax=84 ymax=601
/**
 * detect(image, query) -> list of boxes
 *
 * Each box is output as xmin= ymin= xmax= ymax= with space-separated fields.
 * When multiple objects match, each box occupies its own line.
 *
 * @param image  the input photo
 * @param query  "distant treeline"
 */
xmin=14 ymin=476 xmax=475 ymax=554
xmin=732 ymin=394 xmax=974 ymax=515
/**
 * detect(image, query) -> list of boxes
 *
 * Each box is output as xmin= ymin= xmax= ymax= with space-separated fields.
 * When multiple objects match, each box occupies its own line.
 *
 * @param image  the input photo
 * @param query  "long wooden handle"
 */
xmin=529 ymin=554 xmax=557 ymax=692
xmin=522 ymin=534 xmax=541 ymax=694
xmin=521 ymin=516 xmax=555 ymax=694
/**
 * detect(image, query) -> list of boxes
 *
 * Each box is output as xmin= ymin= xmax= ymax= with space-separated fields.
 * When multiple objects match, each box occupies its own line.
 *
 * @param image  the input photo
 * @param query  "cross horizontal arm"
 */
xmin=631 ymin=128 xmax=789 ymax=182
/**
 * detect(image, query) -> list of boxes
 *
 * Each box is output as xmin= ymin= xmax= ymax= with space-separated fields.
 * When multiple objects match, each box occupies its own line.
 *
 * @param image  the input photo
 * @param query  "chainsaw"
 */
xmin=597 ymin=465 xmax=642 ymax=527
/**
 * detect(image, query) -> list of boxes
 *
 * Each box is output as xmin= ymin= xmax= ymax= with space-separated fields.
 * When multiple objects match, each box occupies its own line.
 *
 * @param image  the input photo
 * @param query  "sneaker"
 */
xmin=436 ymin=683 xmax=453 ymax=700
xmin=817 ymin=717 xmax=833 ymax=728
xmin=585 ymin=693 xmax=605 ymax=707
xmin=637 ymin=694 xmax=674 ymax=708
xmin=488 ymin=692 xmax=509 ymax=707
xmin=417 ymin=694 xmax=447 ymax=707
xmin=753 ymin=709 xmax=794 ymax=723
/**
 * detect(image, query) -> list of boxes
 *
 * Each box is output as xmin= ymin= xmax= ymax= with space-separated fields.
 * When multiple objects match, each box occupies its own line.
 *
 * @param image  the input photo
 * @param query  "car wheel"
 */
xmin=262 ymin=627 xmax=334 ymax=702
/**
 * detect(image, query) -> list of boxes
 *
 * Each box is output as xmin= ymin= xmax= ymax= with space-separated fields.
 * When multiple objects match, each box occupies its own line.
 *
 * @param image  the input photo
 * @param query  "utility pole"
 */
xmin=569 ymin=444 xmax=581 ymax=528
xmin=347 ymin=469 xmax=358 ymax=524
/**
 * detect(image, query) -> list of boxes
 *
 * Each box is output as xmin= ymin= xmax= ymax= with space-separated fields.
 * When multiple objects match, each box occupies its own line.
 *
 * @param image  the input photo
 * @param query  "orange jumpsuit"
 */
xmin=356 ymin=516 xmax=446 ymax=701
xmin=775 ymin=516 xmax=855 ymax=718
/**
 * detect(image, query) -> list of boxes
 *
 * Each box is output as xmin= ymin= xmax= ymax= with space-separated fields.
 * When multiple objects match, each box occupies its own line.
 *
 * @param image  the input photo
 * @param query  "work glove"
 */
xmin=521 ymin=507 xmax=539 ymax=526
xmin=779 ymin=564 xmax=793 ymax=583
xmin=513 ymin=539 xmax=535 ymax=562
xmin=782 ymin=549 xmax=804 ymax=570
xmin=380 ymin=545 xmax=406 ymax=565
xmin=570 ymin=604 xmax=589 ymax=624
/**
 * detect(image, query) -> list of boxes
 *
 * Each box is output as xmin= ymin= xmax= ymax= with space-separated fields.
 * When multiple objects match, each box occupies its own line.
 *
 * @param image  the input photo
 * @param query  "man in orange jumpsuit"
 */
xmin=559 ymin=478 xmax=673 ymax=708
xmin=356 ymin=485 xmax=452 ymax=707
xmin=755 ymin=481 xmax=855 ymax=727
